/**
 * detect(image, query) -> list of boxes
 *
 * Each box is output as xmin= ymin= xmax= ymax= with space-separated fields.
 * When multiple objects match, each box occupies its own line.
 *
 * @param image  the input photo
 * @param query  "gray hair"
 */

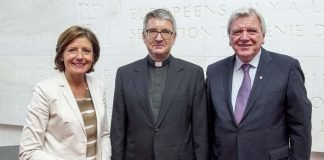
xmin=143 ymin=8 xmax=177 ymax=33
xmin=227 ymin=7 xmax=266 ymax=36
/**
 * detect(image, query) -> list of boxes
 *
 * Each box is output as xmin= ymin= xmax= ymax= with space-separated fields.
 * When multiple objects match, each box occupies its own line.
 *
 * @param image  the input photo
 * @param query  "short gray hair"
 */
xmin=227 ymin=7 xmax=266 ymax=36
xmin=143 ymin=8 xmax=177 ymax=33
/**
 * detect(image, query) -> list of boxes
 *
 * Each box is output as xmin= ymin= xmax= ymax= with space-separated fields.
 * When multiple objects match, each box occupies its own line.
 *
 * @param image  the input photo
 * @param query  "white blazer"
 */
xmin=19 ymin=72 xmax=111 ymax=160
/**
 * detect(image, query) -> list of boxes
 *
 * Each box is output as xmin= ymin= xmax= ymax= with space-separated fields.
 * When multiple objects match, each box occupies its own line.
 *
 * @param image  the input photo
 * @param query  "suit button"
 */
xmin=155 ymin=128 xmax=159 ymax=132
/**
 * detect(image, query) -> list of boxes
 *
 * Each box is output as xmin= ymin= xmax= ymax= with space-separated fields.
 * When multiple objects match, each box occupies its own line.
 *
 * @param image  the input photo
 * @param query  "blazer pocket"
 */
xmin=269 ymin=145 xmax=289 ymax=160
xmin=179 ymin=151 xmax=195 ymax=160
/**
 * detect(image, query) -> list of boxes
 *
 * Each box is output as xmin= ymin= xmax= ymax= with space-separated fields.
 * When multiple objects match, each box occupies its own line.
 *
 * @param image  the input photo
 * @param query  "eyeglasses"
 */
xmin=145 ymin=29 xmax=174 ymax=39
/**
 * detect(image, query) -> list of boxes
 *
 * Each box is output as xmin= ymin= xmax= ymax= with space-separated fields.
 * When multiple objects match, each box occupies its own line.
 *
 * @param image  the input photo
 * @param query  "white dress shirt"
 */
xmin=231 ymin=50 xmax=261 ymax=111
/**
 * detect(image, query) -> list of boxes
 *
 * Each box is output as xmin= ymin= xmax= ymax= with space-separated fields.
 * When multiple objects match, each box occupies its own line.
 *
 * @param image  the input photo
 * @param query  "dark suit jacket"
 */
xmin=206 ymin=48 xmax=312 ymax=160
xmin=111 ymin=56 xmax=208 ymax=160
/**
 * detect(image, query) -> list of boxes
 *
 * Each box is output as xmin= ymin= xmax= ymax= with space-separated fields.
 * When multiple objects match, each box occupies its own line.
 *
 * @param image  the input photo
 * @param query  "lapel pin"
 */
xmin=259 ymin=76 xmax=263 ymax=79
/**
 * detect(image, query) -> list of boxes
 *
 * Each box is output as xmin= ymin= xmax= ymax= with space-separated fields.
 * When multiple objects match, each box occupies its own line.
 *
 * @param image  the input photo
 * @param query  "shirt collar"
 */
xmin=147 ymin=55 xmax=171 ymax=67
xmin=234 ymin=49 xmax=261 ymax=71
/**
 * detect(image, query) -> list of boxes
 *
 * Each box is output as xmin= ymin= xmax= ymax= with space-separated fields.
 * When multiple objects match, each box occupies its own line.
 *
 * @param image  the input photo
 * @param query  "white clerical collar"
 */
xmin=147 ymin=55 xmax=171 ymax=68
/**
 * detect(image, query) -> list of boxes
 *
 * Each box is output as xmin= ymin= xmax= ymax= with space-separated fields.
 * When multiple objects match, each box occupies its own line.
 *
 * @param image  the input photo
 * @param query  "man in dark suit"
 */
xmin=111 ymin=8 xmax=208 ymax=160
xmin=207 ymin=7 xmax=312 ymax=160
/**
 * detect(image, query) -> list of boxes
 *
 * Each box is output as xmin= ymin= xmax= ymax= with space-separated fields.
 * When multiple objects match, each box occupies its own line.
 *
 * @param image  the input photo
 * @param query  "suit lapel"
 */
xmin=57 ymin=73 xmax=86 ymax=135
xmin=155 ymin=57 xmax=184 ymax=127
xmin=223 ymin=56 xmax=238 ymax=125
xmin=133 ymin=58 xmax=155 ymax=124
xmin=242 ymin=48 xmax=273 ymax=121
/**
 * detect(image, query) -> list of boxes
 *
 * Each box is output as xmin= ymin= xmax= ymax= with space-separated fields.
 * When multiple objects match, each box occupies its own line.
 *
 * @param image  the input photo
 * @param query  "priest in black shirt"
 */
xmin=110 ymin=8 xmax=208 ymax=160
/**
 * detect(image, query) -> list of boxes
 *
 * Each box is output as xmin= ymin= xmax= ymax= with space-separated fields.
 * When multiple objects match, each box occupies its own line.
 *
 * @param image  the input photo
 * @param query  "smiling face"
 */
xmin=229 ymin=14 xmax=264 ymax=63
xmin=61 ymin=37 xmax=94 ymax=78
xmin=142 ymin=18 xmax=176 ymax=62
